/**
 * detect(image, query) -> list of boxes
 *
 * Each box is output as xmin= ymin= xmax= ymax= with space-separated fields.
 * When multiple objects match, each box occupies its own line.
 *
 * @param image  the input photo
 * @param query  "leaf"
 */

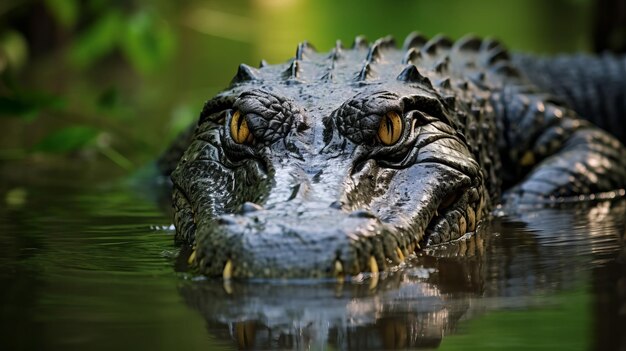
xmin=0 ymin=30 xmax=28 ymax=72
xmin=44 ymin=0 xmax=79 ymax=28
xmin=33 ymin=126 xmax=100 ymax=153
xmin=97 ymin=87 xmax=119 ymax=110
xmin=121 ymin=11 xmax=175 ymax=74
xmin=69 ymin=11 xmax=123 ymax=68
xmin=0 ymin=92 xmax=64 ymax=120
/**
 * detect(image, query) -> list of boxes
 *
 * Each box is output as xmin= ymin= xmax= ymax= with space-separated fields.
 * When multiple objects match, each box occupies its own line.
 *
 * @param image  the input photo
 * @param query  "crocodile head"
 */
xmin=171 ymin=34 xmax=493 ymax=278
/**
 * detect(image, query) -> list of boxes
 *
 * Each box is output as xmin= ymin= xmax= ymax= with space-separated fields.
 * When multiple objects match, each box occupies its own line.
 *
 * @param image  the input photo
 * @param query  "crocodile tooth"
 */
xmin=396 ymin=247 xmax=405 ymax=262
xmin=467 ymin=207 xmax=476 ymax=231
xmin=369 ymin=256 xmax=379 ymax=274
xmin=187 ymin=249 xmax=197 ymax=265
xmin=459 ymin=216 xmax=467 ymax=234
xmin=223 ymin=259 xmax=233 ymax=280
xmin=369 ymin=273 xmax=379 ymax=290
xmin=333 ymin=260 xmax=343 ymax=277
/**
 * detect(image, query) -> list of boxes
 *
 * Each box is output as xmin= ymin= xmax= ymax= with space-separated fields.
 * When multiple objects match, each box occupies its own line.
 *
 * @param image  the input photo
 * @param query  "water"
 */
xmin=1 ymin=162 xmax=624 ymax=350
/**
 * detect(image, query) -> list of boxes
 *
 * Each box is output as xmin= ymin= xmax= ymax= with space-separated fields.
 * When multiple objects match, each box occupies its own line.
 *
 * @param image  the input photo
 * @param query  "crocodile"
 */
xmin=159 ymin=33 xmax=626 ymax=279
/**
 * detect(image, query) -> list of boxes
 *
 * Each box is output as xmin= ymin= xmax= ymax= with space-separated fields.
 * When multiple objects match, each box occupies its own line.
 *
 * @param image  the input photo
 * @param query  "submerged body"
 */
xmin=160 ymin=33 xmax=626 ymax=278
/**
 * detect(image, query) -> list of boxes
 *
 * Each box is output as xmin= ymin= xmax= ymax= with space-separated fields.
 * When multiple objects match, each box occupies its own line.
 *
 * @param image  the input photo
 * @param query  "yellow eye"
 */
xmin=230 ymin=110 xmax=254 ymax=144
xmin=377 ymin=111 xmax=403 ymax=145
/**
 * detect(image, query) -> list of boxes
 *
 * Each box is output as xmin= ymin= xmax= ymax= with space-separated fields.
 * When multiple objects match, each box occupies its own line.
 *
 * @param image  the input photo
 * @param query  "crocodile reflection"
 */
xmin=178 ymin=200 xmax=626 ymax=350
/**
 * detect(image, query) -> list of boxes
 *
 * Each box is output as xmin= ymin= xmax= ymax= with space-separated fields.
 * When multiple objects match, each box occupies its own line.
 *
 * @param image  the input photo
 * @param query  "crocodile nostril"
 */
xmin=217 ymin=215 xmax=238 ymax=225
xmin=348 ymin=209 xmax=377 ymax=219
xmin=242 ymin=202 xmax=264 ymax=213
xmin=329 ymin=200 xmax=344 ymax=210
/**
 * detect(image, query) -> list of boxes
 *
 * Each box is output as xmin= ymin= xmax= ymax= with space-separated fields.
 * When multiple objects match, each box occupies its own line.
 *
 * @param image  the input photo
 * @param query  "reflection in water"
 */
xmin=1 ymin=172 xmax=624 ymax=349
xmin=180 ymin=200 xmax=626 ymax=350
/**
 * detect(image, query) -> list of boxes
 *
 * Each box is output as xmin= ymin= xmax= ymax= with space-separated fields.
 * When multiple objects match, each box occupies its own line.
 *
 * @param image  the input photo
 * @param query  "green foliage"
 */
xmin=0 ymin=30 xmax=28 ymax=72
xmin=44 ymin=0 xmax=79 ymax=28
xmin=33 ymin=126 xmax=99 ymax=153
xmin=121 ymin=11 xmax=175 ymax=74
xmin=69 ymin=10 xmax=124 ymax=69
xmin=0 ymin=89 xmax=64 ymax=120
xmin=0 ymin=1 xmax=177 ymax=166
xmin=69 ymin=7 xmax=175 ymax=74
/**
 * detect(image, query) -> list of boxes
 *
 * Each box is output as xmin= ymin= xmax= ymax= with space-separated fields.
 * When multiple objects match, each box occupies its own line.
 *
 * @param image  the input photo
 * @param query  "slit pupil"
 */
xmin=236 ymin=112 xmax=245 ymax=132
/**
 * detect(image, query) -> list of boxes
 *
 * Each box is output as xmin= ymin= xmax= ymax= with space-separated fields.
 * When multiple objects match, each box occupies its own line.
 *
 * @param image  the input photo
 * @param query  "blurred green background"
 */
xmin=0 ymin=0 xmax=602 ymax=180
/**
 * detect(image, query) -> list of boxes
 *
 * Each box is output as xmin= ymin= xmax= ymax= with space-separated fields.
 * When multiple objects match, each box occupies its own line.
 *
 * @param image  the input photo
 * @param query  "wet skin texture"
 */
xmin=159 ymin=33 xmax=626 ymax=278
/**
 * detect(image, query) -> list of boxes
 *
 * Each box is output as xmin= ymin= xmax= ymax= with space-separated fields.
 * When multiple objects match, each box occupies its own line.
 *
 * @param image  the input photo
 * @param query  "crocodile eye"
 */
xmin=230 ymin=110 xmax=254 ymax=144
xmin=377 ymin=111 xmax=403 ymax=145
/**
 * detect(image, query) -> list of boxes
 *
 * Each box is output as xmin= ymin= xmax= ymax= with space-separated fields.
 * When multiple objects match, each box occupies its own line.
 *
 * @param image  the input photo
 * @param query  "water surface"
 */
xmin=1 ymin=163 xmax=625 ymax=350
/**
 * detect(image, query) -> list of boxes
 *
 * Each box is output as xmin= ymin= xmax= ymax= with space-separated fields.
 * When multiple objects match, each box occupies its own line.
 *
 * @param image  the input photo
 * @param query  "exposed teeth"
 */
xmin=467 ymin=207 xmax=476 ymax=231
xmin=477 ymin=197 xmax=484 ymax=221
xmin=223 ymin=259 xmax=233 ymax=280
xmin=369 ymin=256 xmax=379 ymax=274
xmin=333 ymin=260 xmax=344 ymax=277
xmin=396 ymin=247 xmax=405 ymax=261
xmin=459 ymin=216 xmax=467 ymax=234
xmin=187 ymin=249 xmax=197 ymax=265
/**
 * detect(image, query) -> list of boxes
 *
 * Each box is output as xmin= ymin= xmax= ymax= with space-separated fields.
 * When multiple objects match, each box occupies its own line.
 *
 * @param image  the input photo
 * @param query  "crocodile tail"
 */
xmin=513 ymin=53 xmax=626 ymax=144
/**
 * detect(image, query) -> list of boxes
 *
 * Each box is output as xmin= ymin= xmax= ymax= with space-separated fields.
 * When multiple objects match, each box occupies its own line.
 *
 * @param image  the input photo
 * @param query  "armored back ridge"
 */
xmin=159 ymin=33 xmax=626 ymax=278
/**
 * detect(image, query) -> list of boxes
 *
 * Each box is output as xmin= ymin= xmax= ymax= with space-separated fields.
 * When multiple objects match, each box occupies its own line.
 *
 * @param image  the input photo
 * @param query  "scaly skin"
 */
xmin=160 ymin=33 xmax=626 ymax=278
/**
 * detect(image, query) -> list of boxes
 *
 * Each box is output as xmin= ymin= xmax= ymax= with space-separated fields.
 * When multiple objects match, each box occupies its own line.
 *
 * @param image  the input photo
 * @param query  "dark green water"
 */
xmin=1 ymin=161 xmax=625 ymax=350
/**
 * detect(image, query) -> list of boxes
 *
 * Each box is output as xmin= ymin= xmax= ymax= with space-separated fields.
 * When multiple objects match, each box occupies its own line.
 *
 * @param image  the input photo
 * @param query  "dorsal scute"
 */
xmin=374 ymin=35 xmax=396 ymax=49
xmin=422 ymin=34 xmax=453 ymax=56
xmin=366 ymin=44 xmax=383 ymax=63
xmin=283 ymin=59 xmax=302 ymax=80
xmin=433 ymin=56 xmax=450 ymax=73
xmin=353 ymin=35 xmax=369 ymax=50
xmin=403 ymin=32 xmax=428 ymax=51
xmin=402 ymin=48 xmax=422 ymax=65
xmin=230 ymin=33 xmax=520 ymax=90
xmin=295 ymin=41 xmax=316 ymax=60
xmin=231 ymin=63 xmax=260 ymax=84
xmin=355 ymin=61 xmax=376 ymax=81
xmin=452 ymin=34 xmax=483 ymax=52
xmin=397 ymin=64 xmax=433 ymax=89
